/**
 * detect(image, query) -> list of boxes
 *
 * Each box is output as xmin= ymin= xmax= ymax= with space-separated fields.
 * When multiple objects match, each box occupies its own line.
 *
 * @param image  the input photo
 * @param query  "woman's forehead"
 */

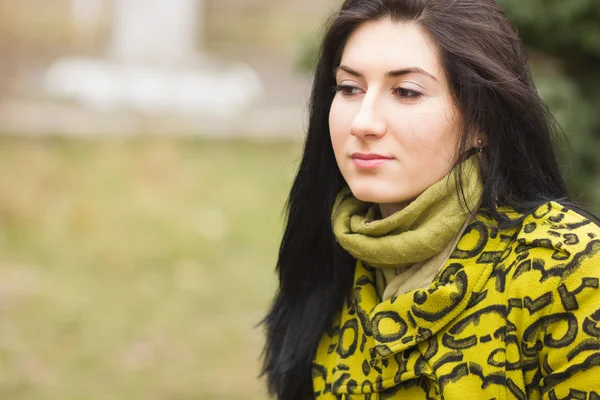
xmin=340 ymin=19 xmax=443 ymax=82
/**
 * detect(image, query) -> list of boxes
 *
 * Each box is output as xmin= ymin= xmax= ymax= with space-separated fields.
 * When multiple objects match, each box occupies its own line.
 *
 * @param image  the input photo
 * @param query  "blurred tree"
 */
xmin=294 ymin=1 xmax=600 ymax=213
xmin=498 ymin=0 xmax=600 ymax=213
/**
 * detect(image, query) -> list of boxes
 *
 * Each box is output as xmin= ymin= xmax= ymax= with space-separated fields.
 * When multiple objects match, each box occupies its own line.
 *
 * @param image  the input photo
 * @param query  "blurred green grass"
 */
xmin=0 ymin=136 xmax=301 ymax=399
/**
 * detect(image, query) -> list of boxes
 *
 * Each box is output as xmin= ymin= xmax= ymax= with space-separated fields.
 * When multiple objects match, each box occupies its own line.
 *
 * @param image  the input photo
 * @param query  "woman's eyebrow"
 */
xmin=335 ymin=64 xmax=439 ymax=82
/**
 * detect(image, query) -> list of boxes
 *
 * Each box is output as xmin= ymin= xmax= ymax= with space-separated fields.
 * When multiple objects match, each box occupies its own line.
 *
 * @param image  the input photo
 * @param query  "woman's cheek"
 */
xmin=329 ymin=106 xmax=354 ymax=151
xmin=407 ymin=111 xmax=454 ymax=149
xmin=329 ymin=124 xmax=348 ymax=168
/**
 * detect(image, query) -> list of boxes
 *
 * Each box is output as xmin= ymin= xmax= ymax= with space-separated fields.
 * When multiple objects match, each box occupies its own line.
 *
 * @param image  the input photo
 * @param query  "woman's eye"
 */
xmin=394 ymin=88 xmax=422 ymax=100
xmin=334 ymin=85 xmax=362 ymax=96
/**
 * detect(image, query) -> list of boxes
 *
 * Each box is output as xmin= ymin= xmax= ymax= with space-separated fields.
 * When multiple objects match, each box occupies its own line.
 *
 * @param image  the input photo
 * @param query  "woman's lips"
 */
xmin=350 ymin=153 xmax=394 ymax=169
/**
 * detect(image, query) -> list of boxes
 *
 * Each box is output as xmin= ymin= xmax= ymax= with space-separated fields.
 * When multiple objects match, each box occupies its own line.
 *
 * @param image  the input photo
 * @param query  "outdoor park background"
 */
xmin=0 ymin=1 xmax=598 ymax=399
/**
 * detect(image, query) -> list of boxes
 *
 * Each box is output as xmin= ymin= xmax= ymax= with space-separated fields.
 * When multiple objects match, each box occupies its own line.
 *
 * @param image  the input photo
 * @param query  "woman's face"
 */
xmin=329 ymin=19 xmax=470 ymax=216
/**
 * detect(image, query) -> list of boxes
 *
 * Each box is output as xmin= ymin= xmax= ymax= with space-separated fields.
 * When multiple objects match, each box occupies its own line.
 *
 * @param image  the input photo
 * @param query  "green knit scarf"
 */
xmin=331 ymin=155 xmax=484 ymax=269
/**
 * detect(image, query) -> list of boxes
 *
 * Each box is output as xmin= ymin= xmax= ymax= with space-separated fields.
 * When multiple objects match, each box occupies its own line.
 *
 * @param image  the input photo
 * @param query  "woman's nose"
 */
xmin=349 ymin=95 xmax=387 ymax=139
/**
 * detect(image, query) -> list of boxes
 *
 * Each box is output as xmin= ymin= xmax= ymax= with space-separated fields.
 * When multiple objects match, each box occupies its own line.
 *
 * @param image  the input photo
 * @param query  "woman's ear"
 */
xmin=473 ymin=132 xmax=488 ymax=149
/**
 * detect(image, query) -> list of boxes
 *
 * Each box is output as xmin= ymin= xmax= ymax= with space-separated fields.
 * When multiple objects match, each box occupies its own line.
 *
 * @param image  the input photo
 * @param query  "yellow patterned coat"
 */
xmin=312 ymin=202 xmax=600 ymax=399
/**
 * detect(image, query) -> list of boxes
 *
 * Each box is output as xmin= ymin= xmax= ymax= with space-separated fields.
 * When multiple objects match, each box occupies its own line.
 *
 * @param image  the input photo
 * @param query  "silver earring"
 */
xmin=477 ymin=139 xmax=483 ymax=156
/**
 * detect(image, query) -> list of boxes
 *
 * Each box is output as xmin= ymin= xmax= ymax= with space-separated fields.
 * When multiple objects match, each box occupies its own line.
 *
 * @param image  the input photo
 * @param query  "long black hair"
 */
xmin=261 ymin=0 xmax=579 ymax=398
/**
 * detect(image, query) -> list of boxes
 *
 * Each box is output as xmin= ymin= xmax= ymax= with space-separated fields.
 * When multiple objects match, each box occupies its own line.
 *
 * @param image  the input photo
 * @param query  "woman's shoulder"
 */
xmin=506 ymin=200 xmax=600 ymax=281
xmin=515 ymin=201 xmax=600 ymax=249
xmin=492 ymin=202 xmax=600 ymax=396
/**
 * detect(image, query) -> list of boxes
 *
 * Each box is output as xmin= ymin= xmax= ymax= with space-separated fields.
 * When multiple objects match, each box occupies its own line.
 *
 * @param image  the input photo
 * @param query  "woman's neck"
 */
xmin=378 ymin=202 xmax=409 ymax=219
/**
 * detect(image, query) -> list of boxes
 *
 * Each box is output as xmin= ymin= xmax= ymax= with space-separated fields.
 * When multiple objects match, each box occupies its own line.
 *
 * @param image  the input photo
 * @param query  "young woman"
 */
xmin=262 ymin=0 xmax=600 ymax=399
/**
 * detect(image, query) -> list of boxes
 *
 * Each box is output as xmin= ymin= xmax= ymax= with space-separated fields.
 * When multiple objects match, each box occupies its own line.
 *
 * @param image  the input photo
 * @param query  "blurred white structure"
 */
xmin=71 ymin=0 xmax=103 ymax=30
xmin=45 ymin=0 xmax=263 ymax=117
xmin=45 ymin=59 xmax=263 ymax=116
xmin=111 ymin=0 xmax=202 ymax=65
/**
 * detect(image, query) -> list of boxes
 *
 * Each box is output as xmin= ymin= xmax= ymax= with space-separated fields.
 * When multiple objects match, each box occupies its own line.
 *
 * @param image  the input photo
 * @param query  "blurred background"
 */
xmin=0 ymin=0 xmax=598 ymax=399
